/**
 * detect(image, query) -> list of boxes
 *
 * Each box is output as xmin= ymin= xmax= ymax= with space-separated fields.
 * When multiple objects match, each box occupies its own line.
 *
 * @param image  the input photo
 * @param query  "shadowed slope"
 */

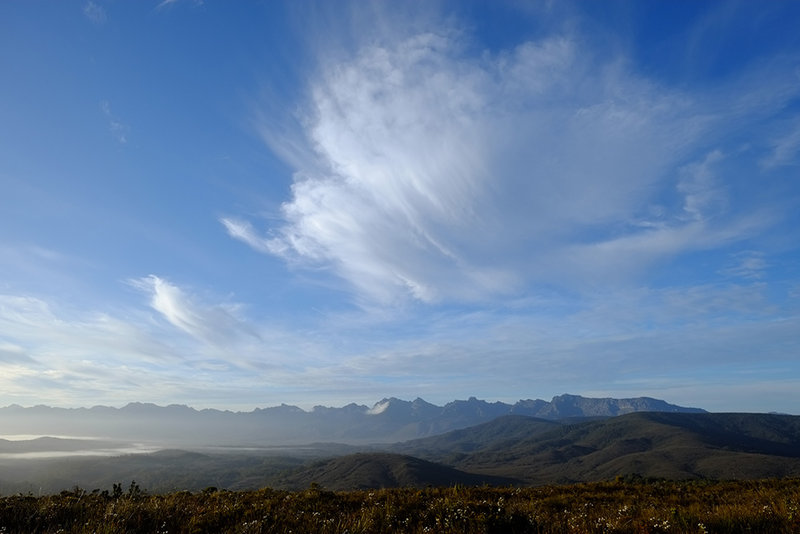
xmin=389 ymin=415 xmax=560 ymax=460
xmin=274 ymin=453 xmax=517 ymax=490
xmin=444 ymin=412 xmax=800 ymax=483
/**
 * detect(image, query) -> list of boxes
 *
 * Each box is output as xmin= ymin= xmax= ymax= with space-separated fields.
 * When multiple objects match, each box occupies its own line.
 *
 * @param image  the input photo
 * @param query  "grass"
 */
xmin=0 ymin=478 xmax=798 ymax=533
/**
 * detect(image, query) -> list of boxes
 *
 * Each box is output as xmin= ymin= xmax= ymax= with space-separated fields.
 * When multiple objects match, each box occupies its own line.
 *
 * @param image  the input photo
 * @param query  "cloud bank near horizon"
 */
xmin=1 ymin=270 xmax=796 ymax=411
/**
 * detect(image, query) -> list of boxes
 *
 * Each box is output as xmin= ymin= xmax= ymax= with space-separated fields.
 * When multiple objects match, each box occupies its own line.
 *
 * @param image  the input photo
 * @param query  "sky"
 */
xmin=1 ymin=1 xmax=799 ymax=413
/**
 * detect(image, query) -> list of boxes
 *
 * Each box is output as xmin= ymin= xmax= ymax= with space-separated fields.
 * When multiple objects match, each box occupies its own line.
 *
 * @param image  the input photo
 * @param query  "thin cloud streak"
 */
xmin=220 ymin=218 xmax=275 ymax=255
xmin=155 ymin=0 xmax=203 ymax=11
xmin=82 ymin=1 xmax=106 ymax=25
xmin=131 ymin=275 xmax=262 ymax=348
xmin=99 ymin=100 xmax=128 ymax=144
xmin=762 ymin=118 xmax=800 ymax=168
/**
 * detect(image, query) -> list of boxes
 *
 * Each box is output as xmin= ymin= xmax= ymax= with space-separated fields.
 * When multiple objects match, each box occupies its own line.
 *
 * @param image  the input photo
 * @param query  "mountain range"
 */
xmin=0 ymin=394 xmax=704 ymax=446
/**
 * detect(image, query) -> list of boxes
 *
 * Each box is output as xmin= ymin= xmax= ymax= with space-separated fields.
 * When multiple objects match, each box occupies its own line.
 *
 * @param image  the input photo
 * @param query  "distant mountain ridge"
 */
xmin=0 ymin=394 xmax=704 ymax=446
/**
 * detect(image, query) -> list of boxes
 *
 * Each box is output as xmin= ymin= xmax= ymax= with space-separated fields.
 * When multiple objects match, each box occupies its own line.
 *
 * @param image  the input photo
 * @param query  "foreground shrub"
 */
xmin=0 ymin=478 xmax=798 ymax=533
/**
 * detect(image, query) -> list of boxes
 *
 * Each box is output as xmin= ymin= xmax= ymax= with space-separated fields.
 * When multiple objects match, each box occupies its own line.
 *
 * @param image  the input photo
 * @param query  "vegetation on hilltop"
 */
xmin=0 ymin=478 xmax=799 ymax=533
xmin=273 ymin=452 xmax=516 ymax=490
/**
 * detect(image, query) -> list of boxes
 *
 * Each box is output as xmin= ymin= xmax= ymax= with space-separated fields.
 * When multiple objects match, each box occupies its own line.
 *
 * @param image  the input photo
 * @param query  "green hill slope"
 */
xmin=442 ymin=412 xmax=800 ymax=483
xmin=278 ymin=413 xmax=800 ymax=489
xmin=273 ymin=452 xmax=517 ymax=490
xmin=389 ymin=414 xmax=560 ymax=461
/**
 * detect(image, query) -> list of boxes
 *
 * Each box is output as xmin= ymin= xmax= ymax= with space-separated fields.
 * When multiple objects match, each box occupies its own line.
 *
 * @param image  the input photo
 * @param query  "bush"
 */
xmin=0 ymin=478 xmax=798 ymax=533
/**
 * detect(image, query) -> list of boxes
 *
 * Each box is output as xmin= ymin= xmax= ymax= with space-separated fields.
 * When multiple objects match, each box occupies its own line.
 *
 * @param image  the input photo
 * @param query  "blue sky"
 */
xmin=1 ymin=1 xmax=799 ymax=413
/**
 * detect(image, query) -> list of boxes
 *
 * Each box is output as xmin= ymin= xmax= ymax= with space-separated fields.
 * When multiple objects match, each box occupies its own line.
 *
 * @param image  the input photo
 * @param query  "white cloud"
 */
xmin=132 ymin=275 xmax=259 ymax=347
xmin=0 ymin=285 xmax=323 ymax=407
xmin=156 ymin=0 xmax=203 ymax=11
xmin=232 ymin=24 xmax=798 ymax=305
xmin=762 ymin=117 xmax=800 ymax=168
xmin=721 ymin=251 xmax=768 ymax=280
xmin=220 ymin=218 xmax=274 ymax=255
xmin=83 ymin=1 xmax=107 ymax=25
xmin=0 ymin=295 xmax=176 ymax=366
xmin=678 ymin=150 xmax=726 ymax=222
xmin=549 ymin=210 xmax=774 ymax=286
xmin=100 ymin=100 xmax=128 ymax=144
xmin=0 ymin=293 xmax=183 ymax=406
xmin=0 ymin=342 xmax=35 ymax=365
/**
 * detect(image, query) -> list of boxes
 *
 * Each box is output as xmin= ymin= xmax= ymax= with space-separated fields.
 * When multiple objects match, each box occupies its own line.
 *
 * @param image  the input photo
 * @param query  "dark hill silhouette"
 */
xmin=389 ymin=415 xmax=559 ymax=459
xmin=261 ymin=413 xmax=800 ymax=490
xmin=435 ymin=412 xmax=800 ymax=484
xmin=273 ymin=453 xmax=517 ymax=490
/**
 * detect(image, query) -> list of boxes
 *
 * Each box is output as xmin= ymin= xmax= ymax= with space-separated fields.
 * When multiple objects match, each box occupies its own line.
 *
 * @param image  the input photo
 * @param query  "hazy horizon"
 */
xmin=0 ymin=392 xmax=711 ymax=412
xmin=0 ymin=394 xmax=727 ymax=459
xmin=2 ymin=1 xmax=799 ymax=414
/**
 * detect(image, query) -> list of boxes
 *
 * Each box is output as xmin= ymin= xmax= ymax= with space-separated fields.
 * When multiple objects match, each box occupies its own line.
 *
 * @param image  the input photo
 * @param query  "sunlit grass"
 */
xmin=0 ymin=478 xmax=798 ymax=533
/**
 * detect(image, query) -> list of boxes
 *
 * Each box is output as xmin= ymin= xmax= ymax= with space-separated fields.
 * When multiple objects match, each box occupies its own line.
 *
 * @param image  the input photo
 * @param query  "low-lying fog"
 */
xmin=0 ymin=434 xmax=317 ymax=461
xmin=0 ymin=435 xmax=162 ymax=460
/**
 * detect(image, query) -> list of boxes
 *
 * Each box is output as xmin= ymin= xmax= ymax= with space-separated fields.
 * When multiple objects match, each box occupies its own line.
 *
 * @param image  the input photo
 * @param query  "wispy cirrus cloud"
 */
xmin=762 ymin=118 xmax=800 ymax=168
xmin=227 ymin=21 xmax=800 ymax=305
xmin=678 ymin=150 xmax=727 ymax=222
xmin=220 ymin=218 xmax=274 ymax=255
xmin=155 ymin=0 xmax=203 ymax=11
xmin=130 ymin=275 xmax=263 ymax=350
xmin=0 ymin=283 xmax=321 ymax=407
xmin=0 ymin=342 xmax=36 ymax=366
xmin=721 ymin=251 xmax=768 ymax=280
xmin=0 ymin=293 xmax=182 ymax=406
xmin=83 ymin=1 xmax=107 ymax=25
xmin=99 ymin=100 xmax=128 ymax=144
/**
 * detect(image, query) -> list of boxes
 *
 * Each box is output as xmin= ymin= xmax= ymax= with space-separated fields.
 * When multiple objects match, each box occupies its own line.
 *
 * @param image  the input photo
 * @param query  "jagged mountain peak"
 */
xmin=545 ymin=394 xmax=705 ymax=417
xmin=254 ymin=403 xmax=306 ymax=415
xmin=367 ymin=397 xmax=412 ymax=415
xmin=121 ymin=402 xmax=164 ymax=412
